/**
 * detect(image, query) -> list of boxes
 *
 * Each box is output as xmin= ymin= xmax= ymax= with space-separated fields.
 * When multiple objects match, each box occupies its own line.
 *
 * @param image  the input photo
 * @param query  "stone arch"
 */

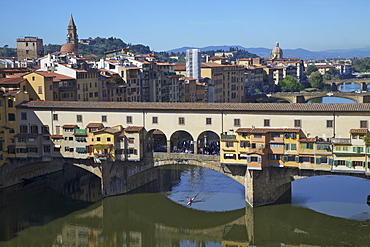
xmin=305 ymin=95 xmax=356 ymax=103
xmin=145 ymin=129 xmax=168 ymax=152
xmin=196 ymin=130 xmax=220 ymax=155
xmin=170 ymin=130 xmax=194 ymax=153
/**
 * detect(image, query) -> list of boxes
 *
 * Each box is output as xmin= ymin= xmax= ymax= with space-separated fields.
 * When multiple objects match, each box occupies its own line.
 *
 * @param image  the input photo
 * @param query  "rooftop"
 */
xmin=17 ymin=101 xmax=370 ymax=113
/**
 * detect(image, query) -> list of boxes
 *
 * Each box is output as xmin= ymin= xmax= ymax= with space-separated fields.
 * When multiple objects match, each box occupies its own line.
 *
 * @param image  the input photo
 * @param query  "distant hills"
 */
xmin=167 ymin=45 xmax=370 ymax=60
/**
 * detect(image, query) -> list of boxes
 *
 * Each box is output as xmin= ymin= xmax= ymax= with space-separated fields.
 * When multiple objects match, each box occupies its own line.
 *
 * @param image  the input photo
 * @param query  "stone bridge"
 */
xmin=68 ymin=153 xmax=369 ymax=207
xmin=267 ymin=91 xmax=370 ymax=103
xmin=325 ymin=77 xmax=370 ymax=91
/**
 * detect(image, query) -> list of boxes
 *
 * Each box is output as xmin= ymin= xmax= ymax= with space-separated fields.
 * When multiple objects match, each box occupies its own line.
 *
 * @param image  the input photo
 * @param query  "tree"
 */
xmin=279 ymin=75 xmax=302 ymax=92
xmin=309 ymin=71 xmax=324 ymax=89
xmin=323 ymin=73 xmax=332 ymax=81
xmin=306 ymin=65 xmax=318 ymax=76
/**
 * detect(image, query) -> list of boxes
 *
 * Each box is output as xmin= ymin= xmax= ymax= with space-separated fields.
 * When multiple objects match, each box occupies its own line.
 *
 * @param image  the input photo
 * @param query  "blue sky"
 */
xmin=2 ymin=0 xmax=370 ymax=52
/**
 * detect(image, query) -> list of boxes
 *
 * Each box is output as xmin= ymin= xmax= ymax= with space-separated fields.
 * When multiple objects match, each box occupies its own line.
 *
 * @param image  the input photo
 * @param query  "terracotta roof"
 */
xmin=125 ymin=126 xmax=144 ymax=132
xmin=0 ymin=77 xmax=26 ymax=84
xmin=299 ymin=138 xmax=316 ymax=142
xmin=350 ymin=129 xmax=368 ymax=133
xmin=34 ymin=71 xmax=75 ymax=81
xmin=17 ymin=101 xmax=370 ymax=113
xmin=93 ymin=127 xmax=121 ymax=134
xmin=236 ymin=128 xmax=301 ymax=133
xmin=86 ymin=123 xmax=104 ymax=128
xmin=62 ymin=124 xmax=77 ymax=128
xmin=51 ymin=135 xmax=63 ymax=138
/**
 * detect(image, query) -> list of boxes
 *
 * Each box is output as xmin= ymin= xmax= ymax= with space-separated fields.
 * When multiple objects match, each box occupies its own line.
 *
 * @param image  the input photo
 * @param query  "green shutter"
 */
xmin=334 ymin=160 xmax=339 ymax=166
xmin=316 ymin=158 xmax=321 ymax=164
xmin=283 ymin=156 xmax=288 ymax=162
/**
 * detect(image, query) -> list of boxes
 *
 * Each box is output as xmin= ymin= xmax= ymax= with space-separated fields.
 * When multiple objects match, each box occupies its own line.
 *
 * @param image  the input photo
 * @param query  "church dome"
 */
xmin=60 ymin=42 xmax=77 ymax=53
xmin=270 ymin=42 xmax=283 ymax=59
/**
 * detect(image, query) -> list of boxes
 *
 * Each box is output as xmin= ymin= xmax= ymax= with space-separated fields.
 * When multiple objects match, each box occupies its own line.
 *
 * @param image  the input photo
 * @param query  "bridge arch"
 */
xmin=170 ymin=130 xmax=195 ymax=153
xmin=145 ymin=129 xmax=168 ymax=152
xmin=196 ymin=130 xmax=220 ymax=155
xmin=304 ymin=95 xmax=356 ymax=103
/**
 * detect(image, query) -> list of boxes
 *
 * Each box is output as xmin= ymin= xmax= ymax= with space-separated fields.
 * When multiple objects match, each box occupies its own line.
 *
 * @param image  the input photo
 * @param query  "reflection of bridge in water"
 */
xmin=326 ymin=78 xmax=370 ymax=91
xmin=59 ymin=192 xmax=370 ymax=246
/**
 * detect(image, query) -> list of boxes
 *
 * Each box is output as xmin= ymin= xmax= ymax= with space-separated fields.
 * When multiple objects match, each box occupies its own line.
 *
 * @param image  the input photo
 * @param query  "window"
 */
xmin=343 ymin=146 xmax=348 ymax=151
xmin=107 ymin=137 xmax=111 ymax=142
xmin=254 ymin=134 xmax=262 ymax=138
xmin=291 ymin=143 xmax=297 ymax=150
xmin=271 ymin=132 xmax=280 ymax=138
xmin=30 ymin=125 xmax=38 ymax=134
xmin=178 ymin=117 xmax=185 ymax=125
xmin=20 ymin=125 xmax=28 ymax=133
xmin=43 ymin=145 xmax=50 ymax=153
xmin=38 ymin=86 xmax=42 ymax=94
xmin=234 ymin=118 xmax=240 ymax=127
xmin=7 ymin=99 xmax=13 ymax=107
xmin=53 ymin=114 xmax=58 ymax=121
xmin=42 ymin=125 xmax=49 ymax=134
xmin=152 ymin=116 xmax=158 ymax=124
xmin=102 ymin=115 xmax=107 ymax=122
xmin=77 ymin=115 xmax=82 ymax=122
xmin=226 ymin=142 xmax=234 ymax=147
xmin=240 ymin=142 xmax=250 ymax=147
xmin=360 ymin=120 xmax=368 ymax=129
xmin=301 ymin=142 xmax=313 ymax=149
xmin=8 ymin=113 xmax=15 ymax=121
xmin=206 ymin=118 xmax=212 ymax=125
xmin=326 ymin=120 xmax=333 ymax=128
xmin=127 ymin=116 xmax=132 ymax=124
xmin=294 ymin=119 xmax=301 ymax=128
xmin=270 ymin=143 xmax=282 ymax=148
xmin=21 ymin=112 xmax=27 ymax=120
xmin=128 ymin=138 xmax=134 ymax=144
xmin=264 ymin=119 xmax=270 ymax=127
xmin=97 ymin=137 xmax=101 ymax=141
xmin=224 ymin=153 xmax=235 ymax=159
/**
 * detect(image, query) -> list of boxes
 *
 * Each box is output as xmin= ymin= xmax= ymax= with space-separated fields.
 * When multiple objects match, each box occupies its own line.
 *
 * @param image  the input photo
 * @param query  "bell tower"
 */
xmin=66 ymin=14 xmax=78 ymax=51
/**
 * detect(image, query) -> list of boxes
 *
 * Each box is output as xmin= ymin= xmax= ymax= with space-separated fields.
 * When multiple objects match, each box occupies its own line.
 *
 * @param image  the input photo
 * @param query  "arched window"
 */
xmin=8 ymin=99 xmax=13 ymax=107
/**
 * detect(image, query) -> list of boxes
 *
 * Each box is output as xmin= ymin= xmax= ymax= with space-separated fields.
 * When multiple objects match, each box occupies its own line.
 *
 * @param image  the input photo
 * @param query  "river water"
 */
xmin=0 ymin=164 xmax=368 ymax=247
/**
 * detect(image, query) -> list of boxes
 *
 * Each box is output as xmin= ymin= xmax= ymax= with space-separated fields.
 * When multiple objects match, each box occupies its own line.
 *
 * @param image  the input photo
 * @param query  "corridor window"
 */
xmin=360 ymin=120 xmax=368 ymax=129
xmin=152 ymin=116 xmax=158 ymax=124
xmin=53 ymin=114 xmax=58 ymax=121
xmin=234 ymin=118 xmax=240 ymax=127
xmin=178 ymin=117 xmax=185 ymax=125
xmin=264 ymin=119 xmax=270 ymax=127
xmin=326 ymin=120 xmax=333 ymax=128
xmin=102 ymin=115 xmax=107 ymax=122
xmin=294 ymin=119 xmax=301 ymax=128
xmin=127 ymin=116 xmax=132 ymax=124
xmin=77 ymin=115 xmax=82 ymax=122
xmin=206 ymin=118 xmax=212 ymax=125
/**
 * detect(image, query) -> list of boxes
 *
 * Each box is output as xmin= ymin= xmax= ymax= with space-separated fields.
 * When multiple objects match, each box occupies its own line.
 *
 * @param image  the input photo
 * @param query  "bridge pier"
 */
xmin=362 ymin=82 xmax=368 ymax=92
xmin=244 ymin=167 xmax=296 ymax=207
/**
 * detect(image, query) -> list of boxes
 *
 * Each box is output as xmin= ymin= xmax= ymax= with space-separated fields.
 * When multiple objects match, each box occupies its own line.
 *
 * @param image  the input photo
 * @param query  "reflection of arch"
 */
xmin=307 ymin=96 xmax=355 ymax=103
xmin=145 ymin=129 xmax=167 ymax=152
xmin=170 ymin=130 xmax=194 ymax=153
xmin=196 ymin=131 xmax=220 ymax=155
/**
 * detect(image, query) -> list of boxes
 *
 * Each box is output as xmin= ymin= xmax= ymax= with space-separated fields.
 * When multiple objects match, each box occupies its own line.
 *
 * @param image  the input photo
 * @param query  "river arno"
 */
xmin=0 ymin=164 xmax=368 ymax=247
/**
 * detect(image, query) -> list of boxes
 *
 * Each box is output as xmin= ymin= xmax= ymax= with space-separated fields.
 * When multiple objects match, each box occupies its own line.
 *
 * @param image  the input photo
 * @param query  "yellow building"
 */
xmin=92 ymin=125 xmax=124 ymax=161
xmin=201 ymin=62 xmax=245 ymax=103
xmin=220 ymin=128 xmax=301 ymax=170
xmin=22 ymin=71 xmax=54 ymax=101
xmin=0 ymin=90 xmax=29 ymax=164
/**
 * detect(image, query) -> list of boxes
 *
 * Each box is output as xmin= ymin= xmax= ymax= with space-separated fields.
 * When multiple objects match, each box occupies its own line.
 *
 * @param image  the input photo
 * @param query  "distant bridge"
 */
xmin=267 ymin=91 xmax=370 ymax=103
xmin=324 ymin=78 xmax=370 ymax=91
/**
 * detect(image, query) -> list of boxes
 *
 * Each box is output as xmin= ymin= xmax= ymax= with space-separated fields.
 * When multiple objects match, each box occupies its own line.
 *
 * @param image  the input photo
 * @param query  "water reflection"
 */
xmin=0 ymin=165 xmax=368 ymax=247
